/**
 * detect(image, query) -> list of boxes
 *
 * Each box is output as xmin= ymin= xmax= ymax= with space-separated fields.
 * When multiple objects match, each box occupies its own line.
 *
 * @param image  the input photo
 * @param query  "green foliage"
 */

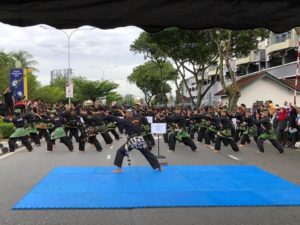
xmin=27 ymin=73 xmax=41 ymax=99
xmin=73 ymin=77 xmax=119 ymax=102
xmin=10 ymin=50 xmax=38 ymax=72
xmin=128 ymin=61 xmax=176 ymax=105
xmin=34 ymin=85 xmax=66 ymax=104
xmin=0 ymin=51 xmax=14 ymax=96
xmin=122 ymin=94 xmax=135 ymax=106
xmin=0 ymin=119 xmax=15 ymax=139
xmin=106 ymin=92 xmax=123 ymax=106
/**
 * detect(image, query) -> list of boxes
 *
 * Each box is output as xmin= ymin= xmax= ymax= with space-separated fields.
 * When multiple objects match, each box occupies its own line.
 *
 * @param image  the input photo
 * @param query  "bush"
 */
xmin=0 ymin=119 xmax=15 ymax=139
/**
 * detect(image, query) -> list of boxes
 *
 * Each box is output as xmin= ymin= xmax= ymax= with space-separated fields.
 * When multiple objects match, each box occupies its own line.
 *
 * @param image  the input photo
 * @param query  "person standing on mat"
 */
xmin=106 ymin=109 xmax=162 ymax=173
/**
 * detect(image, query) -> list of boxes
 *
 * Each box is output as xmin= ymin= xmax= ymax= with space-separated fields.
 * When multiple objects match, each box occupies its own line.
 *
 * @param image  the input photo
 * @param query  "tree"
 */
xmin=130 ymin=33 xmax=171 ymax=104
xmin=34 ymin=86 xmax=65 ymax=104
xmin=27 ymin=73 xmax=41 ymax=99
xmin=106 ymin=92 xmax=123 ymax=106
xmin=0 ymin=51 xmax=14 ymax=94
xmin=72 ymin=77 xmax=119 ymax=102
xmin=148 ymin=28 xmax=219 ymax=107
xmin=122 ymin=94 xmax=135 ymax=106
xmin=128 ymin=61 xmax=177 ymax=106
xmin=10 ymin=50 xmax=38 ymax=72
xmin=211 ymin=29 xmax=269 ymax=112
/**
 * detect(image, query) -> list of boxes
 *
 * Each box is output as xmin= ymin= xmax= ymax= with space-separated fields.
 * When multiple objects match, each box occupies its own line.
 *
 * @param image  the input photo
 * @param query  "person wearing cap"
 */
xmin=3 ymin=109 xmax=33 ymax=152
xmin=256 ymin=109 xmax=284 ymax=153
xmin=107 ymin=109 xmax=162 ymax=173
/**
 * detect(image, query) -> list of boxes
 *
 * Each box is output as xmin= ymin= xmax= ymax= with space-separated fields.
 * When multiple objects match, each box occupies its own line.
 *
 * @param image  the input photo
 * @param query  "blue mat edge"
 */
xmin=12 ymin=165 xmax=300 ymax=210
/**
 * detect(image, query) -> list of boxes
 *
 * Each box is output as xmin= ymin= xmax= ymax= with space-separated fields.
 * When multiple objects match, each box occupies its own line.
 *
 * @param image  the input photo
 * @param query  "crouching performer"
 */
xmin=107 ymin=109 xmax=162 ymax=173
xmin=4 ymin=109 xmax=33 ymax=152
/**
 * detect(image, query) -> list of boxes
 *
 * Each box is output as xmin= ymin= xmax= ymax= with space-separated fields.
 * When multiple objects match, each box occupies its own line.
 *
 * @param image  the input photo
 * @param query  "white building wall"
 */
xmin=224 ymin=77 xmax=298 ymax=107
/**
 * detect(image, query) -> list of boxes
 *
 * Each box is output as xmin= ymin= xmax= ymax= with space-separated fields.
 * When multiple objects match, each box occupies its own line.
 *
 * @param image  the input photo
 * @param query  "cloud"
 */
xmin=0 ymin=22 xmax=147 ymax=97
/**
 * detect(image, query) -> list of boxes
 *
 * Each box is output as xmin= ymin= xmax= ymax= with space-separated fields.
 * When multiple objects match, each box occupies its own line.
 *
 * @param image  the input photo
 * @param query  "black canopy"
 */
xmin=0 ymin=0 xmax=299 ymax=32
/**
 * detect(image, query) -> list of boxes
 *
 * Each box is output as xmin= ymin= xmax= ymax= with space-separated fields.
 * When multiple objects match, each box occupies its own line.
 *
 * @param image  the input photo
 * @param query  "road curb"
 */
xmin=0 ymin=141 xmax=22 ymax=155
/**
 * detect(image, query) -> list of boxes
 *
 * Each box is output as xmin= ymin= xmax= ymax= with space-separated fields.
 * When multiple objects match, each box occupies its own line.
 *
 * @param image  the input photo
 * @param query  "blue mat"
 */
xmin=13 ymin=165 xmax=300 ymax=209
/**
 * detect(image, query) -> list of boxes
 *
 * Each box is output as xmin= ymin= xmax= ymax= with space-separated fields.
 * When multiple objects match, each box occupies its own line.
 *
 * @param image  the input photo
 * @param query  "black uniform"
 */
xmin=166 ymin=115 xmax=197 ymax=152
xmin=4 ymin=115 xmax=33 ymax=152
xmin=214 ymin=115 xmax=239 ymax=152
xmin=109 ymin=115 xmax=161 ymax=170
xmin=78 ymin=114 xmax=102 ymax=151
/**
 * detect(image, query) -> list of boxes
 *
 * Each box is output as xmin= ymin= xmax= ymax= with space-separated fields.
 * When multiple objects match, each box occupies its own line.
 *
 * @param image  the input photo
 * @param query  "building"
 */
xmin=50 ymin=68 xmax=73 ymax=83
xmin=214 ymin=72 xmax=300 ymax=107
xmin=181 ymin=29 xmax=299 ymax=106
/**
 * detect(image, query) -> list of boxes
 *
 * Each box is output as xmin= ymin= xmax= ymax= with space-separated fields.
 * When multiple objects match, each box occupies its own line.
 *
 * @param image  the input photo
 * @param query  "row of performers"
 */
xmin=3 ymin=106 xmax=284 ymax=155
xmin=156 ymin=107 xmax=284 ymax=154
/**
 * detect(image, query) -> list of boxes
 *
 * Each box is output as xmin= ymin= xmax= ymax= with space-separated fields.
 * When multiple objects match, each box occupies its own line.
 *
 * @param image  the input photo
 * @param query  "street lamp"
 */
xmin=89 ymin=65 xmax=118 ymax=81
xmin=40 ymin=25 xmax=95 ymax=106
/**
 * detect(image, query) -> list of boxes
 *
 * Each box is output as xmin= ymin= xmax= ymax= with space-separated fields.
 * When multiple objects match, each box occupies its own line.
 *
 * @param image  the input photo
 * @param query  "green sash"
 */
xmin=51 ymin=127 xmax=66 ymax=140
xmin=217 ymin=129 xmax=232 ymax=138
xmin=10 ymin=128 xmax=28 ymax=138
xmin=26 ymin=124 xmax=38 ymax=134
xmin=106 ymin=122 xmax=117 ymax=131
xmin=176 ymin=129 xmax=189 ymax=142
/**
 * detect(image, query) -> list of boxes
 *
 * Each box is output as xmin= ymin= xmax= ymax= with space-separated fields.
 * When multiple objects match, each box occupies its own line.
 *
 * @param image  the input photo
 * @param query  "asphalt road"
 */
xmin=1 ymin=135 xmax=300 ymax=225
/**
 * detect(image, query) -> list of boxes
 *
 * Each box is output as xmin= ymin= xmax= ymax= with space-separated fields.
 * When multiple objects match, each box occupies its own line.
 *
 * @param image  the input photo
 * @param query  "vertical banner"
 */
xmin=66 ymin=83 xmax=74 ymax=98
xmin=10 ymin=68 xmax=24 ymax=99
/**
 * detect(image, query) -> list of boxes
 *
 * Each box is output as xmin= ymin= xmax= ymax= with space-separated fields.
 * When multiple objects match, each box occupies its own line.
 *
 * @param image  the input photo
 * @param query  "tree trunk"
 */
xmin=174 ymin=61 xmax=196 ymax=107
xmin=226 ymin=84 xmax=240 ymax=112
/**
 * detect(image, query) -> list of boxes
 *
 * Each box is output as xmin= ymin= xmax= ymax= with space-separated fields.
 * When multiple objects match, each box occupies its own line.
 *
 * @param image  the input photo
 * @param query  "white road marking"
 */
xmin=227 ymin=155 xmax=239 ymax=161
xmin=107 ymin=154 xmax=111 ymax=159
xmin=0 ymin=147 xmax=25 ymax=160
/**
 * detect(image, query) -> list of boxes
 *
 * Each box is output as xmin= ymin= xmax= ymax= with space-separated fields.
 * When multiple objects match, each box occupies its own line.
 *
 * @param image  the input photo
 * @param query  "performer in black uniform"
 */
xmin=3 ymin=109 xmax=33 ymax=152
xmin=256 ymin=109 xmax=284 ymax=153
xmin=78 ymin=109 xmax=103 ymax=152
xmin=214 ymin=110 xmax=239 ymax=152
xmin=166 ymin=110 xmax=198 ymax=152
xmin=108 ymin=109 xmax=162 ymax=173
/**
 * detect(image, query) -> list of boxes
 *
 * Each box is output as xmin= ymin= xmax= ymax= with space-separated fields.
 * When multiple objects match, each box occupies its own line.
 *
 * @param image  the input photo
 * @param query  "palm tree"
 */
xmin=10 ymin=50 xmax=39 ymax=72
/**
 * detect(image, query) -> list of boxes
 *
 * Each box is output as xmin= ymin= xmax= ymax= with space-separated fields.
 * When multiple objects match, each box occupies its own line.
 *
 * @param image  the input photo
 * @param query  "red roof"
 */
xmin=215 ymin=72 xmax=300 ymax=96
xmin=215 ymin=73 xmax=263 ymax=96
xmin=281 ymin=79 xmax=300 ymax=92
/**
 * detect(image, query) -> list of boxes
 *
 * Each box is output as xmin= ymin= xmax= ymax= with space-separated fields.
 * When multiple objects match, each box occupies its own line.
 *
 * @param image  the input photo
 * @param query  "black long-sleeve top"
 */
xmin=107 ymin=115 xmax=146 ymax=137
xmin=4 ymin=116 xmax=26 ymax=128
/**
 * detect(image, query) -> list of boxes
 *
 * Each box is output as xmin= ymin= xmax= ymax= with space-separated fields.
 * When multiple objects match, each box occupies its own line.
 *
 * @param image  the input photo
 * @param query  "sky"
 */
xmin=0 ymin=22 xmax=147 ymax=97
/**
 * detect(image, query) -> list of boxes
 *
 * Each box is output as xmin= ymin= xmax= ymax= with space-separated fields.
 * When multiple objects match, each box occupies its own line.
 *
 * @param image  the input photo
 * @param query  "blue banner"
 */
xmin=10 ymin=69 xmax=24 ymax=99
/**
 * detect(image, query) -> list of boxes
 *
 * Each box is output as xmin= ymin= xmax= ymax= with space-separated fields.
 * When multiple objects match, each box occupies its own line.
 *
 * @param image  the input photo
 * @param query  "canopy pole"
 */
xmin=294 ymin=28 xmax=300 ymax=106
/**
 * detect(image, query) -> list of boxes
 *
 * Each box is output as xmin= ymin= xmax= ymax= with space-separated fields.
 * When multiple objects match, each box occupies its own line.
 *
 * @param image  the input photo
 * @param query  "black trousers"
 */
xmin=240 ymin=134 xmax=251 ymax=145
xmin=79 ymin=135 xmax=102 ymax=151
xmin=38 ymin=129 xmax=53 ymax=151
xmin=205 ymin=129 xmax=216 ymax=145
xmin=5 ymin=103 xmax=14 ymax=116
xmin=8 ymin=136 xmax=33 ymax=152
xmin=52 ymin=136 xmax=74 ymax=151
xmin=163 ymin=133 xmax=168 ymax=143
xmin=117 ymin=123 xmax=124 ymax=134
xmin=214 ymin=136 xmax=239 ymax=152
xmin=168 ymin=134 xmax=197 ymax=151
xmin=108 ymin=129 xmax=120 ymax=140
xmin=29 ymin=133 xmax=41 ymax=145
xmin=101 ymin=132 xmax=113 ymax=144
xmin=257 ymin=137 xmax=284 ymax=153
xmin=114 ymin=144 xmax=160 ymax=169
xmin=197 ymin=127 xmax=207 ymax=142
xmin=277 ymin=130 xmax=288 ymax=146
xmin=65 ymin=127 xmax=80 ymax=142
xmin=143 ymin=134 xmax=156 ymax=150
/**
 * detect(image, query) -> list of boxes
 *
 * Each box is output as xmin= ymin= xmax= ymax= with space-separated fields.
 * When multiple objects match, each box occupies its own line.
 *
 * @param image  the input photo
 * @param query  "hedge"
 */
xmin=0 ymin=119 xmax=15 ymax=139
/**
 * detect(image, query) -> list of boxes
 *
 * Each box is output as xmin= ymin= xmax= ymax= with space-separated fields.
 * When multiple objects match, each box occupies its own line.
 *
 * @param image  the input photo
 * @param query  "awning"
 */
xmin=0 ymin=0 xmax=299 ymax=32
